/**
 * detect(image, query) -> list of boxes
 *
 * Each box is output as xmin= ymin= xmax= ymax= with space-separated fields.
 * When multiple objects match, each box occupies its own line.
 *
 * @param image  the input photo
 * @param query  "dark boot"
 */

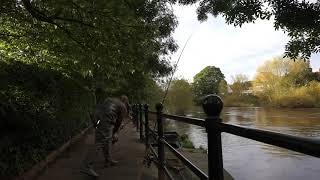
xmin=104 ymin=159 xmax=119 ymax=167
xmin=80 ymin=163 xmax=99 ymax=177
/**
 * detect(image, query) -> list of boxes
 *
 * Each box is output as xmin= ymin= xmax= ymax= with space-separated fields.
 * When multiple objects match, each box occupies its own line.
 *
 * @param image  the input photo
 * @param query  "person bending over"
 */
xmin=93 ymin=95 xmax=129 ymax=167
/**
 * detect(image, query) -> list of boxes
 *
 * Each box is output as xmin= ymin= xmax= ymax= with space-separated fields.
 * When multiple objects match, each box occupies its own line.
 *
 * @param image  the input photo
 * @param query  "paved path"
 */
xmin=35 ymin=122 xmax=233 ymax=180
xmin=35 ymin=123 xmax=157 ymax=180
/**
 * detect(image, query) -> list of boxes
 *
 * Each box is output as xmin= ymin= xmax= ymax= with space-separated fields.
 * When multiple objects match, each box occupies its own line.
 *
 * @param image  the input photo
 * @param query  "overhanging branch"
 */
xmin=21 ymin=0 xmax=93 ymax=51
xmin=0 ymin=33 xmax=24 ymax=38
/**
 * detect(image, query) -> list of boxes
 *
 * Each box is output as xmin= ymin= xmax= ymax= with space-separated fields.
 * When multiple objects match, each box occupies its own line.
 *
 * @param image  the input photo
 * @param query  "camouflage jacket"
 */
xmin=94 ymin=97 xmax=128 ymax=134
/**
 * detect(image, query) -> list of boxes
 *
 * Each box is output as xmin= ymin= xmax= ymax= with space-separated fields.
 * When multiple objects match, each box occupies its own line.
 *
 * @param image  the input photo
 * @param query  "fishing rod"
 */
xmin=149 ymin=33 xmax=194 ymax=131
xmin=161 ymin=33 xmax=194 ymax=105
xmin=142 ymin=33 xmax=195 ymax=171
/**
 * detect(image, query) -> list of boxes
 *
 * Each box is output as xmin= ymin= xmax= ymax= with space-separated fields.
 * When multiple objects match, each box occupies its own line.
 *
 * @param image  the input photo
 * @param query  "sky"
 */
xmin=171 ymin=4 xmax=320 ymax=83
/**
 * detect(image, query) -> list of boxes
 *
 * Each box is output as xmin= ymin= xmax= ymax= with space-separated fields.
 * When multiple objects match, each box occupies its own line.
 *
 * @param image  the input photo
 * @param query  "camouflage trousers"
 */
xmin=95 ymin=124 xmax=114 ymax=162
xmin=82 ymin=124 xmax=114 ymax=169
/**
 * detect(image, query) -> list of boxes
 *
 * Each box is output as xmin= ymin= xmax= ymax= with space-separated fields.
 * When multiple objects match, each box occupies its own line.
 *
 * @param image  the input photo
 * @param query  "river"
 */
xmin=165 ymin=107 xmax=320 ymax=180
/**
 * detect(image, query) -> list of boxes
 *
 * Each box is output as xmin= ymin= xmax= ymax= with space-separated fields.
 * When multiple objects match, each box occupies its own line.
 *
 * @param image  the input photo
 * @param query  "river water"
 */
xmin=165 ymin=107 xmax=320 ymax=180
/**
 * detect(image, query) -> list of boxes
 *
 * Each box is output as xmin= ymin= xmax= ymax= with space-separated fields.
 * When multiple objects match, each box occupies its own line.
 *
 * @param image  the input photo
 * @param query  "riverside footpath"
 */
xmin=35 ymin=123 xmax=158 ymax=180
xmin=33 ymin=121 xmax=233 ymax=180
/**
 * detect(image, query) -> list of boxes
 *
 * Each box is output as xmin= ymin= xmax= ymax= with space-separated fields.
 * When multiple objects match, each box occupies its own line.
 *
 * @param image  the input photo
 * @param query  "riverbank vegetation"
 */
xmin=220 ymin=58 xmax=320 ymax=108
xmin=253 ymin=58 xmax=320 ymax=108
xmin=165 ymin=57 xmax=320 ymax=113
xmin=178 ymin=134 xmax=195 ymax=149
xmin=166 ymin=79 xmax=193 ymax=115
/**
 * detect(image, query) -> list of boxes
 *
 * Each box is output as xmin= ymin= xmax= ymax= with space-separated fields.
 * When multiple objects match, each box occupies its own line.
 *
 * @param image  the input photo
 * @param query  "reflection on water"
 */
xmin=165 ymin=107 xmax=320 ymax=180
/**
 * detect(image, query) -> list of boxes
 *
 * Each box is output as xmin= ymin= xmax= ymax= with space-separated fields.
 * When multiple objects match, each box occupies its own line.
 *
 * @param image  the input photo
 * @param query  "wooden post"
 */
xmin=156 ymin=103 xmax=165 ymax=180
xmin=139 ymin=104 xmax=143 ymax=140
xmin=202 ymin=94 xmax=224 ymax=180
xmin=144 ymin=104 xmax=149 ymax=149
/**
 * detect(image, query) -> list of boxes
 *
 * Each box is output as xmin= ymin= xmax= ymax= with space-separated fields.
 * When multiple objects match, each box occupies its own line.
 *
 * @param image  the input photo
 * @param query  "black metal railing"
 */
xmin=132 ymin=95 xmax=320 ymax=180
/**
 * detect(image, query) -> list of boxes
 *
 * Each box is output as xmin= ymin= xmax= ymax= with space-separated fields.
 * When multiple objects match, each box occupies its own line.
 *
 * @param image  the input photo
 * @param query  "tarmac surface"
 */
xmin=35 ymin=122 xmax=233 ymax=180
xmin=35 ymin=123 xmax=157 ymax=180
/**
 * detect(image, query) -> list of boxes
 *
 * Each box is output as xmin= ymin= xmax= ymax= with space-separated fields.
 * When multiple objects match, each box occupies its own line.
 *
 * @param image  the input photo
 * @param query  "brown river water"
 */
xmin=165 ymin=107 xmax=320 ymax=180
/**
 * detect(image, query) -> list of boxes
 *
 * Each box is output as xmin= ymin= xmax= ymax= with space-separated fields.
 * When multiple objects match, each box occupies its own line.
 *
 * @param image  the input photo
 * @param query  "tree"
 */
xmin=175 ymin=0 xmax=320 ymax=59
xmin=253 ymin=57 xmax=314 ymax=104
xmin=218 ymin=79 xmax=228 ymax=96
xmin=192 ymin=66 xmax=225 ymax=104
xmin=230 ymin=74 xmax=250 ymax=96
xmin=284 ymin=59 xmax=314 ymax=86
xmin=254 ymin=57 xmax=290 ymax=102
xmin=167 ymin=79 xmax=193 ymax=115
xmin=0 ymin=0 xmax=177 ymax=92
xmin=142 ymin=78 xmax=164 ymax=110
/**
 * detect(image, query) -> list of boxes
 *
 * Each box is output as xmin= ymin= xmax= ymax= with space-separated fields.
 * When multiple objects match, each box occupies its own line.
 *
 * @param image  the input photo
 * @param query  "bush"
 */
xmin=306 ymin=81 xmax=320 ymax=107
xmin=275 ymin=93 xmax=315 ymax=108
xmin=178 ymin=134 xmax=195 ymax=149
xmin=0 ymin=61 xmax=94 ymax=177
xmin=270 ymin=81 xmax=320 ymax=108
xmin=223 ymin=94 xmax=260 ymax=107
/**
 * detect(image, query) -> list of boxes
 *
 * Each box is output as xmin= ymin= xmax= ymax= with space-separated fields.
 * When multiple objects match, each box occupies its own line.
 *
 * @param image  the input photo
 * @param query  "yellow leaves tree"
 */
xmin=253 ymin=71 xmax=281 ymax=102
xmin=253 ymin=57 xmax=318 ymax=107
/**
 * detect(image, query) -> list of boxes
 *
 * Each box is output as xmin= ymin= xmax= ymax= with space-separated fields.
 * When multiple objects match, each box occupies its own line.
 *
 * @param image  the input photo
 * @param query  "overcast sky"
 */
xmin=171 ymin=4 xmax=320 ymax=83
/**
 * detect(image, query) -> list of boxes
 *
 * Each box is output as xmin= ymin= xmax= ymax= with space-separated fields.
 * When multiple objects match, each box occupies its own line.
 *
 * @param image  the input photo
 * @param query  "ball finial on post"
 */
xmin=144 ymin=104 xmax=149 ymax=110
xmin=156 ymin=103 xmax=163 ymax=112
xmin=202 ymin=94 xmax=223 ymax=117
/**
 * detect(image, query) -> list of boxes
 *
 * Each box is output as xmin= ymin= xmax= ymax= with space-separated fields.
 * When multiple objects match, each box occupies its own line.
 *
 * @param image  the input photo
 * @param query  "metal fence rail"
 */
xmin=218 ymin=123 xmax=320 ymax=158
xmin=133 ymin=94 xmax=320 ymax=180
xmin=162 ymin=139 xmax=208 ymax=180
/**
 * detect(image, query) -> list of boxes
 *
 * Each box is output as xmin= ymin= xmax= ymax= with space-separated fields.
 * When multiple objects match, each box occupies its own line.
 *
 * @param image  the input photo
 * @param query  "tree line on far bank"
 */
xmin=162 ymin=57 xmax=320 ymax=115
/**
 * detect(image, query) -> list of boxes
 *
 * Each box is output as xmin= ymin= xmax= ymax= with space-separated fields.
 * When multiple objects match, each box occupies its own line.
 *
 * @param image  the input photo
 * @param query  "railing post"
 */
xmin=135 ymin=104 xmax=139 ymax=132
xmin=132 ymin=104 xmax=135 ymax=130
xmin=144 ymin=104 xmax=149 ymax=149
xmin=139 ymin=104 xmax=143 ymax=140
xmin=202 ymin=94 xmax=224 ymax=180
xmin=156 ymin=103 xmax=165 ymax=180
xmin=132 ymin=104 xmax=135 ymax=126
